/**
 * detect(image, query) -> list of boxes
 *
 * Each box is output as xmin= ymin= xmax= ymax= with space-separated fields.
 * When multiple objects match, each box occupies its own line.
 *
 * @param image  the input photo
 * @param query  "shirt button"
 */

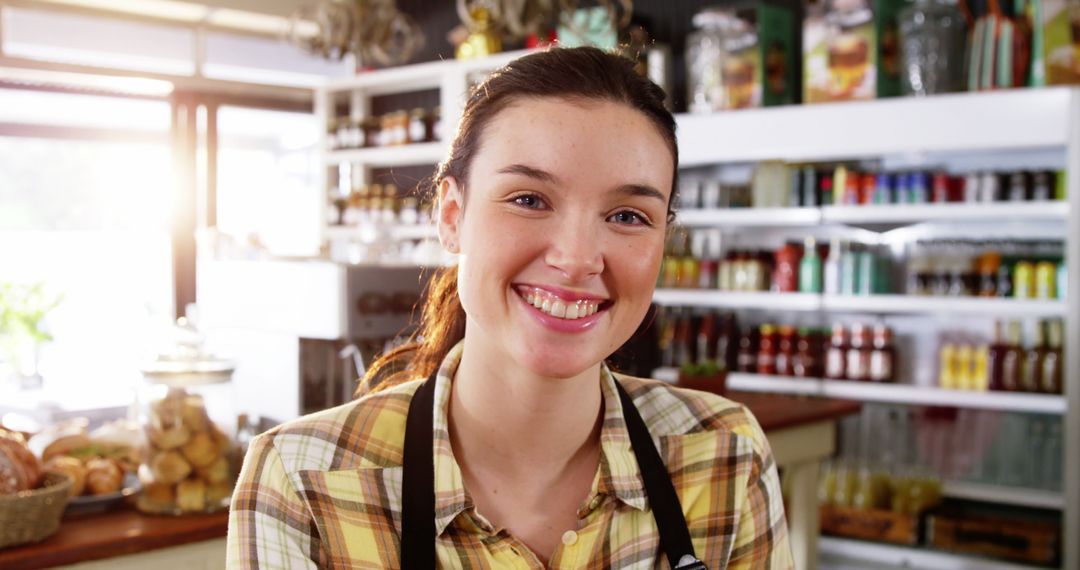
xmin=561 ymin=530 xmax=578 ymax=546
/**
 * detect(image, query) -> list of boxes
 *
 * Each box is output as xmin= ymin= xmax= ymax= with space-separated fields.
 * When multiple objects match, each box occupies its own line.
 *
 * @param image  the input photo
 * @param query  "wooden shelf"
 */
xmin=942 ymin=481 xmax=1064 ymax=510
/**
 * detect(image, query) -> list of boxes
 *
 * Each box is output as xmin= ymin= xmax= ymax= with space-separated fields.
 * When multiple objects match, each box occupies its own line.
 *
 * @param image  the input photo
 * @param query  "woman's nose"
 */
xmin=544 ymin=217 xmax=604 ymax=281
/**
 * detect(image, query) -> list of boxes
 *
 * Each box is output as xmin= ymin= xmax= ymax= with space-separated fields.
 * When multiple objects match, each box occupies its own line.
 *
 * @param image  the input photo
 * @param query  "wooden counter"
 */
xmin=0 ymin=508 xmax=228 ymax=570
xmin=0 ymin=391 xmax=858 ymax=569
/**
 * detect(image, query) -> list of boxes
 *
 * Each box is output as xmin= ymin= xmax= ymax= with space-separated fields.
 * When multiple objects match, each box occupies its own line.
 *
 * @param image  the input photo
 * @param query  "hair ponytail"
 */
xmin=356 ymin=266 xmax=466 ymax=395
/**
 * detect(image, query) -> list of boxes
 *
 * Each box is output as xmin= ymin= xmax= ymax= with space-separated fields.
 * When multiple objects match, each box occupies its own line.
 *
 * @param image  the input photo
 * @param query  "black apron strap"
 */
xmin=615 ymin=381 xmax=705 ymax=570
xmin=400 ymin=373 xmax=438 ymax=569
xmin=400 ymin=375 xmax=705 ymax=570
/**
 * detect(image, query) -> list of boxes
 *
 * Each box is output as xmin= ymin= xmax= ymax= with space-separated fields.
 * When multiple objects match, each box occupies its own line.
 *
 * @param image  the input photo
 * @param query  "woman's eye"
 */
xmin=609 ymin=210 xmax=651 ymax=226
xmin=512 ymin=194 xmax=547 ymax=209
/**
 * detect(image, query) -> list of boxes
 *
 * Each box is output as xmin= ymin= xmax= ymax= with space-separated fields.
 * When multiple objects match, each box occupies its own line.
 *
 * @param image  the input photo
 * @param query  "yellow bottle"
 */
xmin=956 ymin=344 xmax=974 ymax=390
xmin=939 ymin=343 xmax=957 ymax=389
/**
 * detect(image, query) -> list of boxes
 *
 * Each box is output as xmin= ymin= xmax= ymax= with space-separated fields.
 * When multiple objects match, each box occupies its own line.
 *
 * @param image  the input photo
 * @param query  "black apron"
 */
xmin=400 ymin=373 xmax=707 ymax=569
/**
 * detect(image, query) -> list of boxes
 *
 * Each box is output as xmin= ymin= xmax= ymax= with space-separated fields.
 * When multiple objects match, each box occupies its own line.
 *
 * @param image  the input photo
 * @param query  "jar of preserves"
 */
xmin=686 ymin=9 xmax=736 ymax=113
xmin=136 ymin=317 xmax=236 ymax=515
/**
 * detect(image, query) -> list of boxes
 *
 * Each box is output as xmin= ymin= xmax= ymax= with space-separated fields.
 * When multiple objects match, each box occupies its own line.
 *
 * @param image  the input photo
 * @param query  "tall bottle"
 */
xmin=825 ymin=323 xmax=848 ymax=380
xmin=1041 ymin=319 xmax=1064 ymax=394
xmin=986 ymin=320 xmax=1007 ymax=391
xmin=799 ymin=236 xmax=822 ymax=293
xmin=1021 ymin=321 xmax=1047 ymax=393
xmin=1000 ymin=321 xmax=1024 ymax=391
xmin=824 ymin=237 xmax=844 ymax=295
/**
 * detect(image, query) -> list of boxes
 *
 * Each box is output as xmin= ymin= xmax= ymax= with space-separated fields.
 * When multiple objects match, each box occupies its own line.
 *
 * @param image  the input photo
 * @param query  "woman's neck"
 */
xmin=448 ymin=334 xmax=604 ymax=476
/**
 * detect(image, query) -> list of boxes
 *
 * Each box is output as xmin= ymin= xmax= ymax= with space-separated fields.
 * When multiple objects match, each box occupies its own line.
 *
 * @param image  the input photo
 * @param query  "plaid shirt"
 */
xmin=227 ymin=343 xmax=793 ymax=569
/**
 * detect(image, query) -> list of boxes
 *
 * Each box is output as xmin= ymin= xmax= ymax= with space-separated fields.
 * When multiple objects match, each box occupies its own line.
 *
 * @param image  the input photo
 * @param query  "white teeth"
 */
xmin=519 ymin=288 xmax=604 ymax=320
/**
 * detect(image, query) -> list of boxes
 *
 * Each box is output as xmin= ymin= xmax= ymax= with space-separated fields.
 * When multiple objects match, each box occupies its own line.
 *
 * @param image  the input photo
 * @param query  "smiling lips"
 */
xmin=514 ymin=285 xmax=607 ymax=320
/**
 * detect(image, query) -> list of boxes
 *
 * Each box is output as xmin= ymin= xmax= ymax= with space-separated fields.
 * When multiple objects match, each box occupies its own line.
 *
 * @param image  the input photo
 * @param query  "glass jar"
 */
xmin=899 ymin=0 xmax=967 ymax=96
xmin=686 ymin=9 xmax=736 ymax=113
xmin=136 ymin=317 xmax=237 ymax=515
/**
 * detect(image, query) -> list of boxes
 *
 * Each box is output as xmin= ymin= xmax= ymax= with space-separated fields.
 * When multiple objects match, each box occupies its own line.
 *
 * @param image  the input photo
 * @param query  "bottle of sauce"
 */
xmin=674 ymin=310 xmax=694 ymax=369
xmin=775 ymin=326 xmax=796 ymax=376
xmin=696 ymin=312 xmax=718 ymax=365
xmin=1000 ymin=320 xmax=1024 ymax=391
xmin=977 ymin=249 xmax=1001 ymax=297
xmin=1035 ymin=260 xmax=1057 ymax=299
xmin=824 ymin=237 xmax=843 ymax=295
xmin=737 ymin=327 xmax=760 ymax=373
xmin=840 ymin=244 xmax=860 ymax=295
xmin=1041 ymin=319 xmax=1063 ymax=394
xmin=799 ymin=236 xmax=822 ymax=293
xmin=774 ymin=242 xmax=802 ymax=293
xmin=955 ymin=344 xmax=975 ymax=390
xmin=1013 ymin=259 xmax=1035 ymax=298
xmin=825 ymin=323 xmax=848 ymax=380
xmin=698 ymin=231 xmax=720 ymax=289
xmin=869 ymin=324 xmax=895 ymax=383
xmin=793 ymin=327 xmax=821 ymax=378
xmin=718 ymin=250 xmax=736 ymax=291
xmin=939 ymin=342 xmax=958 ymax=389
xmin=846 ymin=323 xmax=872 ymax=381
xmin=662 ymin=235 xmax=680 ymax=289
xmin=986 ymin=321 xmax=1007 ymax=391
xmin=658 ymin=309 xmax=677 ymax=368
xmin=1021 ymin=321 xmax=1047 ymax=393
xmin=1007 ymin=171 xmax=1028 ymax=201
xmin=757 ymin=324 xmax=779 ymax=375
xmin=1031 ymin=171 xmax=1053 ymax=201
xmin=972 ymin=345 xmax=990 ymax=391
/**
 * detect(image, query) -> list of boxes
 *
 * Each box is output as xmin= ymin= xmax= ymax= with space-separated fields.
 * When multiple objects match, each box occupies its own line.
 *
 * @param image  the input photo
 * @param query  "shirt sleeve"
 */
xmin=728 ymin=412 xmax=795 ymax=570
xmin=226 ymin=433 xmax=321 ymax=570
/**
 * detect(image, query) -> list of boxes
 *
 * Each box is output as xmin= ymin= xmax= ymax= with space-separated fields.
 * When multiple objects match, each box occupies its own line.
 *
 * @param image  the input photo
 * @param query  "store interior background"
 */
xmin=0 ymin=0 xmax=1077 ymax=569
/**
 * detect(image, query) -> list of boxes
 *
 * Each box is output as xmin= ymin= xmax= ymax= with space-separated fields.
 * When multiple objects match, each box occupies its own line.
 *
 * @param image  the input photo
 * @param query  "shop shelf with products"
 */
xmin=316 ymin=50 xmax=534 ymax=262
xmin=667 ymin=87 xmax=1080 ymax=569
xmin=819 ymin=536 xmax=1050 ymax=570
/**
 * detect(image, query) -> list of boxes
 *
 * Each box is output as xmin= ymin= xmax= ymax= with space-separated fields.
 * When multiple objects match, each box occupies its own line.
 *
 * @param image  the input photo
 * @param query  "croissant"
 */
xmin=0 ymin=428 xmax=42 ymax=494
xmin=85 ymin=458 xmax=124 ymax=495
xmin=45 ymin=456 xmax=87 ymax=496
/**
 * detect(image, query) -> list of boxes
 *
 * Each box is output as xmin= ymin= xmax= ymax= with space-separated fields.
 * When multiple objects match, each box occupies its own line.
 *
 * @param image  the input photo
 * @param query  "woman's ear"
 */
xmin=437 ymin=177 xmax=463 ymax=254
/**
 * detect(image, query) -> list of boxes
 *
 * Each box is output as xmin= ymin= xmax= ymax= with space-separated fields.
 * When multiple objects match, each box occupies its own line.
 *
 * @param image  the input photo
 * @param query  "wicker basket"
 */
xmin=0 ymin=472 xmax=73 ymax=550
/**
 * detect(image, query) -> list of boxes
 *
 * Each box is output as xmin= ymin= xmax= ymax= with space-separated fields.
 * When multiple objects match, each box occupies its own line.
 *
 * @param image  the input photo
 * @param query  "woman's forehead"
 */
xmin=470 ymin=97 xmax=674 ymax=193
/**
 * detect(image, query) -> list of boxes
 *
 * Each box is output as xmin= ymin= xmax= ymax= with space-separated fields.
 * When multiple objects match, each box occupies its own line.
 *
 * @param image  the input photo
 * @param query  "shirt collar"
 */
xmin=429 ymin=343 xmax=647 ymax=536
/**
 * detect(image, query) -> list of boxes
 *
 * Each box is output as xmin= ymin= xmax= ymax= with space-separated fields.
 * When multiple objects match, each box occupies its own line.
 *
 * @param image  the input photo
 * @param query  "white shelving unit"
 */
xmin=676 ymin=207 xmax=822 ymax=227
xmin=652 ymin=289 xmax=821 ymax=310
xmin=669 ymin=87 xmax=1080 ymax=570
xmin=819 ymin=536 xmax=1050 ymax=570
xmin=943 ymin=481 xmax=1064 ymax=511
xmin=317 ymin=52 xmax=1080 ymax=569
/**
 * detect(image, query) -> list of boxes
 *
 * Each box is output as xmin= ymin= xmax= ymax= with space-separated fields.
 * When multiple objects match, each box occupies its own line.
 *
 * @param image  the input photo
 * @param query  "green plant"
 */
xmin=0 ymin=282 xmax=62 ymax=347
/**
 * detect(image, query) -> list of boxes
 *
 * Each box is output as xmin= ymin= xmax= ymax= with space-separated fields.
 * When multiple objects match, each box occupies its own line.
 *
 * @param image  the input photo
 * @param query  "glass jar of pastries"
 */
xmin=135 ymin=317 xmax=237 ymax=515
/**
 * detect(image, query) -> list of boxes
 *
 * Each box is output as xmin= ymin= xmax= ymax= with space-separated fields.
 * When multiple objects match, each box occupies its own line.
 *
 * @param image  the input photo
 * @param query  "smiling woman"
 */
xmin=227 ymin=47 xmax=794 ymax=570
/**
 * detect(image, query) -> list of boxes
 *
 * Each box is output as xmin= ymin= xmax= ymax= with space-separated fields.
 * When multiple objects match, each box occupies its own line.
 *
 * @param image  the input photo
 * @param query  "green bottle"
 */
xmin=800 ymin=236 xmax=823 ymax=293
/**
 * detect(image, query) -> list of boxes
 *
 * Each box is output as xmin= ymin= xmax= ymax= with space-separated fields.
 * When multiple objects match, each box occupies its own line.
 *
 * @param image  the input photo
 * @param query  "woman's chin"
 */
xmin=513 ymin=345 xmax=598 ymax=380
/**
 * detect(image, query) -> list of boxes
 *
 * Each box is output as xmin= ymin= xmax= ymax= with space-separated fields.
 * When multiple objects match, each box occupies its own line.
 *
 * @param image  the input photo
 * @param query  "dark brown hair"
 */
xmin=357 ymin=46 xmax=678 ymax=395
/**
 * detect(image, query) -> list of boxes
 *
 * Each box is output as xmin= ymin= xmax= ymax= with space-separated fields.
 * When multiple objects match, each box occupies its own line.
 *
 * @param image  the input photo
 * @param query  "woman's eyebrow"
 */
xmin=496 ymin=163 xmax=561 ymax=184
xmin=614 ymin=184 xmax=667 ymax=203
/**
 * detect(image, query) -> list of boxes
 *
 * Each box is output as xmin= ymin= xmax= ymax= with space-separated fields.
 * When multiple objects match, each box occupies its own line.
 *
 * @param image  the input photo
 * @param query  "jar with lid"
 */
xmin=757 ymin=324 xmax=779 ymax=375
xmin=686 ymin=9 xmax=736 ymax=113
xmin=408 ymin=108 xmax=429 ymax=144
xmin=898 ymin=0 xmax=966 ymax=95
xmin=136 ymin=317 xmax=237 ymax=515
xmin=846 ymin=323 xmax=872 ymax=381
xmin=825 ymin=323 xmax=848 ymax=379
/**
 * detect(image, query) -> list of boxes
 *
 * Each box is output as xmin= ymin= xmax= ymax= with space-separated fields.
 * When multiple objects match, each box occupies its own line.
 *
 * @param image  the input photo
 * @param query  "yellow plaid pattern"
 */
xmin=227 ymin=343 xmax=793 ymax=569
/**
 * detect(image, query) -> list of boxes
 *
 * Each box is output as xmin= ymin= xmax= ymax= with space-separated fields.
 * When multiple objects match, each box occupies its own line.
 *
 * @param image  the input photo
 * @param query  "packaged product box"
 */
xmin=727 ymin=2 xmax=798 ymax=108
xmin=1041 ymin=0 xmax=1080 ymax=84
xmin=803 ymin=0 xmax=903 ymax=102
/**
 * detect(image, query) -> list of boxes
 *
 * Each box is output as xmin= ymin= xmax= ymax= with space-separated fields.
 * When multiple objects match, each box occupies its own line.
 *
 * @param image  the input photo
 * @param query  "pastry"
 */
xmin=0 ymin=428 xmax=43 ymax=493
xmin=176 ymin=479 xmax=206 ymax=512
xmin=181 ymin=432 xmax=218 ymax=468
xmin=45 ymin=456 xmax=87 ymax=496
xmin=180 ymin=396 xmax=210 ymax=432
xmin=150 ymin=451 xmax=192 ymax=485
xmin=197 ymin=456 xmax=231 ymax=485
xmin=147 ymin=424 xmax=191 ymax=451
xmin=85 ymin=458 xmax=124 ymax=495
xmin=205 ymin=482 xmax=233 ymax=508
xmin=142 ymin=481 xmax=175 ymax=505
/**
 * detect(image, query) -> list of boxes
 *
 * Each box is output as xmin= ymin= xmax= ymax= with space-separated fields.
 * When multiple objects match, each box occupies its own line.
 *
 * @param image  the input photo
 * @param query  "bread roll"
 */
xmin=0 ymin=428 xmax=43 ymax=493
xmin=181 ymin=432 xmax=218 ymax=468
xmin=45 ymin=456 xmax=87 ymax=496
xmin=176 ymin=479 xmax=206 ymax=512
xmin=85 ymin=458 xmax=124 ymax=495
xmin=147 ymin=424 xmax=191 ymax=451
xmin=197 ymin=456 xmax=231 ymax=485
xmin=150 ymin=451 xmax=191 ymax=485
xmin=180 ymin=396 xmax=210 ymax=432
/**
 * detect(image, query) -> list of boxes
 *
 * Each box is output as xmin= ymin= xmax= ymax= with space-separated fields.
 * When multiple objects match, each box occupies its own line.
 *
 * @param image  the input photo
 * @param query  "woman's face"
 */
xmin=439 ymin=97 xmax=673 ymax=379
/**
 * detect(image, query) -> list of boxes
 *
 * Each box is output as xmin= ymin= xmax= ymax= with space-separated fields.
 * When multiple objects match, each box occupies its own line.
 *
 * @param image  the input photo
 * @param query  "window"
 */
xmin=0 ymin=88 xmax=174 ymax=404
